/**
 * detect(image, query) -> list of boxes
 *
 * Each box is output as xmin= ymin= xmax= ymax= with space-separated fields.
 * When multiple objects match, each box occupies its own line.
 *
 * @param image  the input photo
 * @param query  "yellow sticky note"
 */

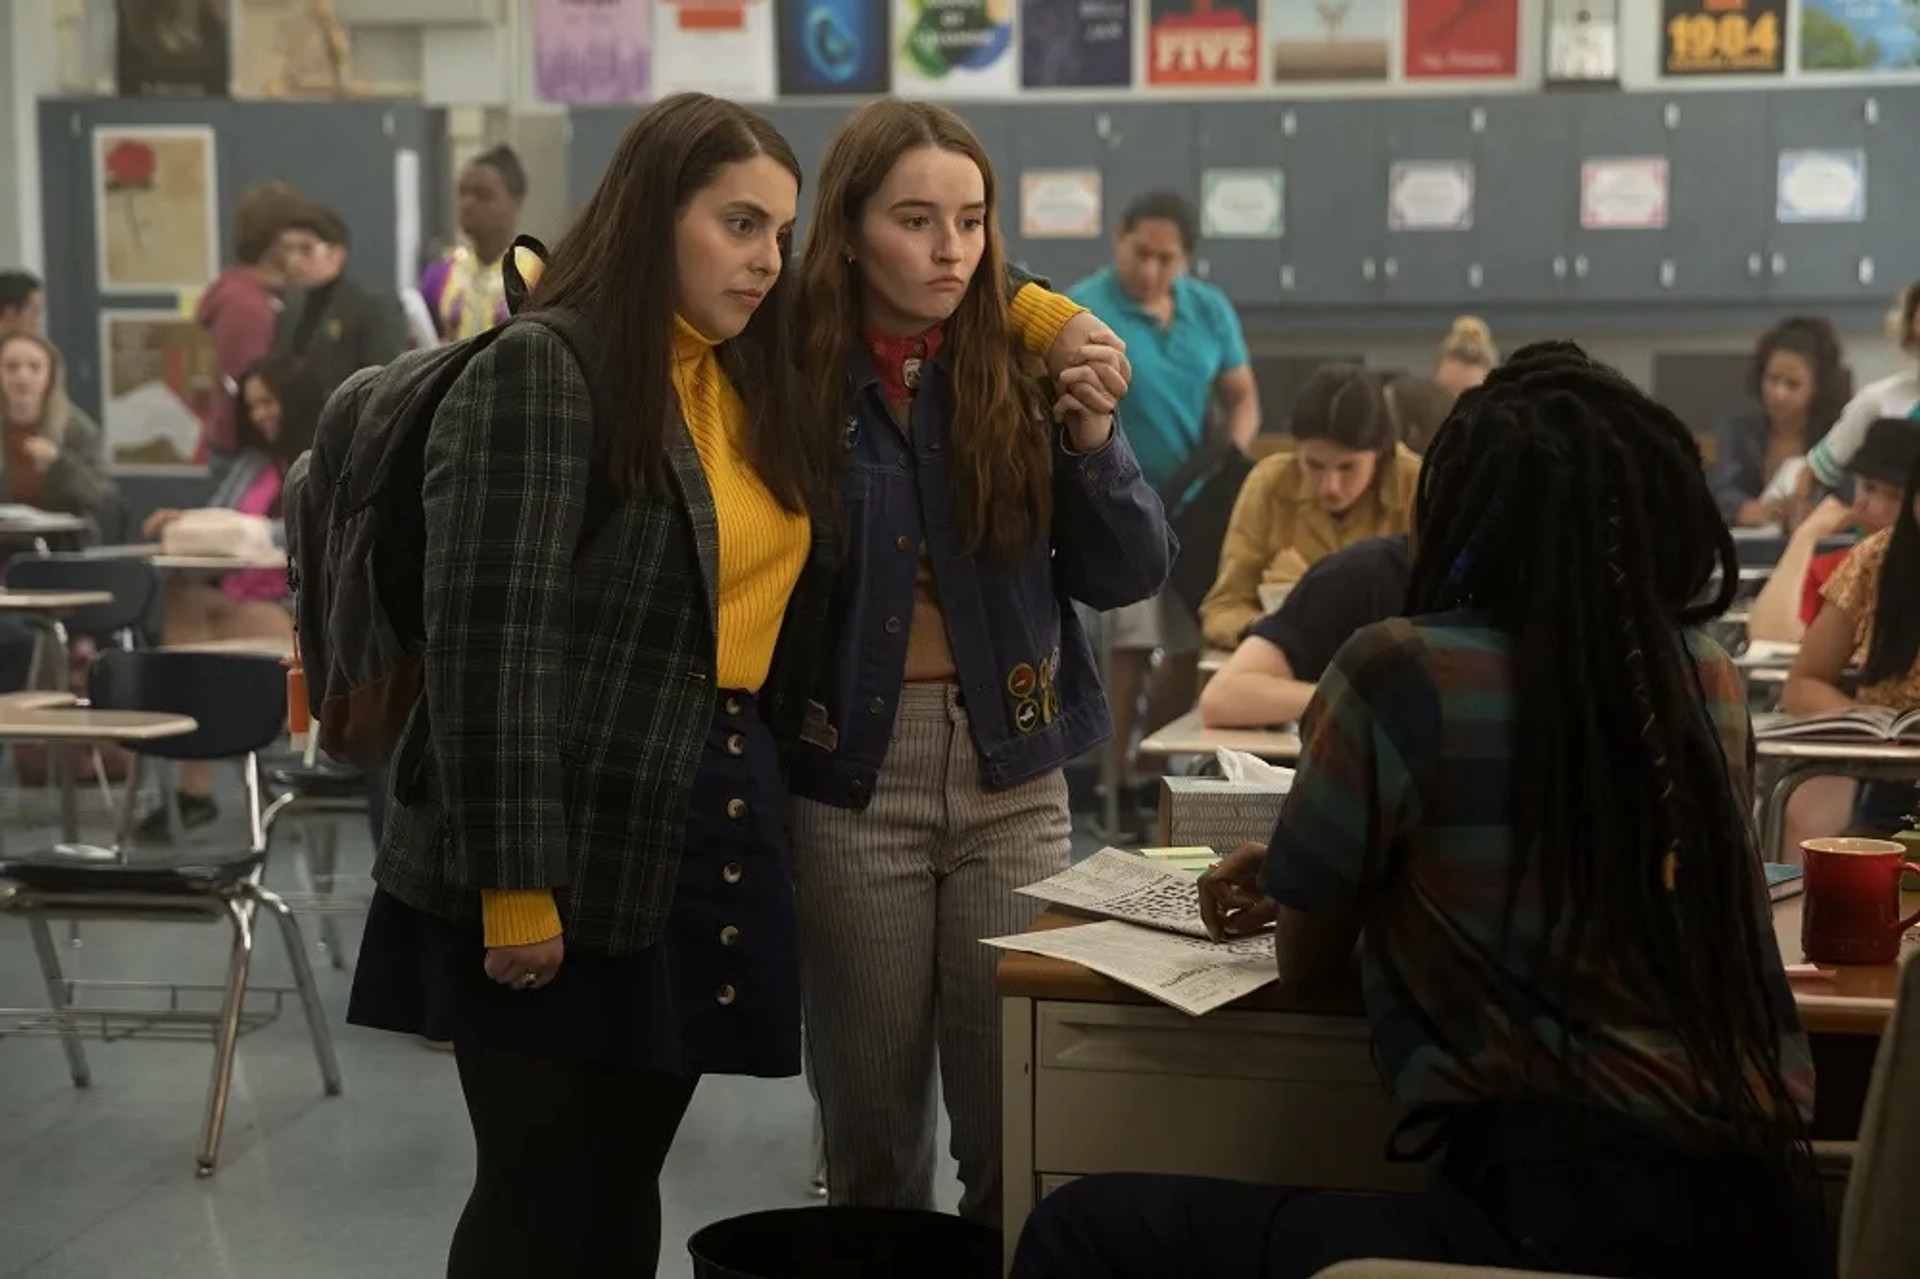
xmin=1141 ymin=846 xmax=1215 ymax=860
xmin=177 ymin=288 xmax=203 ymax=318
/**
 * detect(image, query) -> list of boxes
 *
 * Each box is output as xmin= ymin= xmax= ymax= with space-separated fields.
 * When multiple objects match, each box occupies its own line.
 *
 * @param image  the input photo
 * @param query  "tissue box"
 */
xmin=1156 ymin=775 xmax=1291 ymax=853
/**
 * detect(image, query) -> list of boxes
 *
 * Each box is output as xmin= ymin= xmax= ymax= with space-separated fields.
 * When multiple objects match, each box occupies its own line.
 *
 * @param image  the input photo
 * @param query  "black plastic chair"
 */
xmin=4 ymin=553 xmax=160 ymax=655
xmin=0 ymin=649 xmax=341 ymax=1176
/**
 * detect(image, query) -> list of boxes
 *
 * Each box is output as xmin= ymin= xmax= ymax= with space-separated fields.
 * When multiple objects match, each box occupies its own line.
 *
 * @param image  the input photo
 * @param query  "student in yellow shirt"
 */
xmin=1199 ymin=363 xmax=1421 ymax=650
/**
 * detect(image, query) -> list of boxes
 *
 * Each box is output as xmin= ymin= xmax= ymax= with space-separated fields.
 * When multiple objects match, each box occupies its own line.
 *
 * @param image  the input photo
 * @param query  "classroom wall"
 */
xmin=8 ymin=0 xmax=1917 ymax=418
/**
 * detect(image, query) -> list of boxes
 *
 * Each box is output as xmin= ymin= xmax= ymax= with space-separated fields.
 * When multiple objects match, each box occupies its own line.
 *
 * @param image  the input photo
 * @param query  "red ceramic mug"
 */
xmin=1800 ymin=837 xmax=1920 ymax=966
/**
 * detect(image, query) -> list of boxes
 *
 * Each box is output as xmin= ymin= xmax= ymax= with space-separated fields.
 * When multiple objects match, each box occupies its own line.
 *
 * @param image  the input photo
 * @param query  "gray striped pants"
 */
xmin=793 ymin=684 xmax=1071 ymax=1226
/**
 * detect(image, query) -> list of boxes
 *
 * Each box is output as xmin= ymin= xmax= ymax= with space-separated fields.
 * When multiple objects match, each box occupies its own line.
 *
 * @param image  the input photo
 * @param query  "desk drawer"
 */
xmin=1032 ymin=1001 xmax=1417 ymax=1193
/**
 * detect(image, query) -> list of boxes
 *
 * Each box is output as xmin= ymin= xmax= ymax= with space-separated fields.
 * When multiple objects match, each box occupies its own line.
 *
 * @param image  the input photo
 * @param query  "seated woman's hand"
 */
xmin=22 ymin=437 xmax=57 ymax=471
xmin=1197 ymin=841 xmax=1278 ymax=942
xmin=141 ymin=508 xmax=183 ymax=538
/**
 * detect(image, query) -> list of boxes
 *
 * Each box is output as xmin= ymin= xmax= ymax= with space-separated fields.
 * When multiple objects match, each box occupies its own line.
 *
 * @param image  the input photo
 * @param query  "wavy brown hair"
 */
xmin=530 ymin=93 xmax=812 ymax=511
xmin=797 ymin=99 xmax=1050 ymax=560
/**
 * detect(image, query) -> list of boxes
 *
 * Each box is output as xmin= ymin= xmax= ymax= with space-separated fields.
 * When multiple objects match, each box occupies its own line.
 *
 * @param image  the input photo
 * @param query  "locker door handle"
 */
xmin=1747 ymin=252 xmax=1764 ymax=277
xmin=1280 ymin=264 xmax=1296 ymax=292
xmin=1553 ymin=256 xmax=1568 ymax=279
xmin=1771 ymin=253 xmax=1786 ymax=277
xmin=1361 ymin=258 xmax=1377 ymax=282
xmin=1383 ymin=258 xmax=1399 ymax=281
xmin=1573 ymin=256 xmax=1589 ymax=279
xmin=1467 ymin=263 xmax=1483 ymax=290
xmin=1194 ymin=257 xmax=1211 ymax=280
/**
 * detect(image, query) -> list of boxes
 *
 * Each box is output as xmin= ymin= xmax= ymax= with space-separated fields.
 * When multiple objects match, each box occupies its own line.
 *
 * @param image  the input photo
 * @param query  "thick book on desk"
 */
xmin=1766 ymin=862 xmax=1805 ymax=903
xmin=1755 ymin=707 xmax=1920 ymax=744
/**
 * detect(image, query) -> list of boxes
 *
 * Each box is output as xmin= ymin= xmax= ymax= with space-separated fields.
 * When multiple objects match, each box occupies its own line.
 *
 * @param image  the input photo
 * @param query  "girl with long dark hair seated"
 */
xmin=1785 ymin=445 xmax=1920 ymax=836
xmin=141 ymin=354 xmax=321 ymax=834
xmin=1708 ymin=315 xmax=1851 ymax=527
xmin=1012 ymin=342 xmax=1826 ymax=1279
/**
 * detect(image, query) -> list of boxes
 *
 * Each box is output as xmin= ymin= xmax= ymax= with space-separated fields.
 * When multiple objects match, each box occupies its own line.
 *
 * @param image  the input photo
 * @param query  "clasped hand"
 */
xmin=1047 ymin=313 xmax=1130 ymax=452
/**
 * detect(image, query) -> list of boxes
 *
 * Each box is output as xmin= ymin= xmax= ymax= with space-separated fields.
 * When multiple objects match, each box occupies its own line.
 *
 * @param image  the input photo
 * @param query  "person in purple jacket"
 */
xmin=419 ymin=145 xmax=527 ymax=342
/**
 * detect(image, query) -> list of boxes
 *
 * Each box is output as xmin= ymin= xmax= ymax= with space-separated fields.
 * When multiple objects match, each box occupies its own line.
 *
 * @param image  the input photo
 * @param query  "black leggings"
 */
xmin=448 ymin=1041 xmax=700 ymax=1279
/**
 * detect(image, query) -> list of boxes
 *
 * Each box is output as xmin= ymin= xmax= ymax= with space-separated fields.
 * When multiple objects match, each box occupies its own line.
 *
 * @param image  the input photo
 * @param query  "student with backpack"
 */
xmin=291 ymin=93 xmax=1113 ymax=1278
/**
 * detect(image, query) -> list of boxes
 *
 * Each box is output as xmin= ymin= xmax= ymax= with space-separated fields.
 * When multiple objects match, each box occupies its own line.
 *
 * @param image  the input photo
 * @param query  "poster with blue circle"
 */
xmin=778 ymin=0 xmax=892 ymax=93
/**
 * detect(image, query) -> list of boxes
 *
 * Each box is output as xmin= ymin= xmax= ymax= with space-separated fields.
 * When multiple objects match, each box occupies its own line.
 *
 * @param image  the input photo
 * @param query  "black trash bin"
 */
xmin=689 ymin=1206 xmax=1001 ymax=1279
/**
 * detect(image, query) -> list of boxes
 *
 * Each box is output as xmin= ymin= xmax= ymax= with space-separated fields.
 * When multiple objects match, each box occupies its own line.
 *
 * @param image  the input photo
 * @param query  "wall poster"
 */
xmin=533 ymin=0 xmax=653 ymax=103
xmin=1799 ymin=1 xmax=1920 ymax=73
xmin=1546 ymin=0 xmax=1620 ymax=84
xmin=1149 ymin=0 xmax=1260 ymax=86
xmin=1661 ymin=0 xmax=1785 ymax=76
xmin=653 ymin=0 xmax=779 ymax=98
xmin=93 ymin=126 xmax=219 ymax=295
xmin=1268 ymin=0 xmax=1390 ymax=82
xmin=893 ymin=0 xmax=1018 ymax=94
xmin=1403 ymin=0 xmax=1520 ymax=80
xmin=98 ymin=310 xmax=219 ymax=472
xmin=1202 ymin=169 xmax=1284 ymax=239
xmin=115 ymin=0 xmax=231 ymax=97
xmin=1388 ymin=161 xmax=1474 ymax=232
xmin=1020 ymin=170 xmax=1104 ymax=238
xmin=1020 ymin=0 xmax=1133 ymax=87
xmin=778 ymin=0 xmax=892 ymax=92
xmin=1580 ymin=158 xmax=1670 ymax=230
xmin=1777 ymin=149 xmax=1868 ymax=224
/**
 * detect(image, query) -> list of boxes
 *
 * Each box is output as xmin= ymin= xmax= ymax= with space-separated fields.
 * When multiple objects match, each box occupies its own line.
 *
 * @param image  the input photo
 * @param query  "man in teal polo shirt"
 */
xmin=1070 ymin=191 xmax=1260 ymax=831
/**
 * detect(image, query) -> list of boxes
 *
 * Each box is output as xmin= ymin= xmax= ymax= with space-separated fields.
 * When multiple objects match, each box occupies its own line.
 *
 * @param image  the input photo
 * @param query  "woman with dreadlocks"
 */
xmin=1008 ymin=342 xmax=1826 ymax=1279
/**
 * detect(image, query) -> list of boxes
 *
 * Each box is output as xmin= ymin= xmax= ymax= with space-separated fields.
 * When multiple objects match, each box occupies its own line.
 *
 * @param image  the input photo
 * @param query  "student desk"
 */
xmin=1137 ymin=709 xmax=1302 ymax=764
xmin=998 ymin=898 xmax=1907 ymax=1266
xmin=1755 ymin=735 xmax=1920 ymax=863
xmin=83 ymin=543 xmax=287 ymax=573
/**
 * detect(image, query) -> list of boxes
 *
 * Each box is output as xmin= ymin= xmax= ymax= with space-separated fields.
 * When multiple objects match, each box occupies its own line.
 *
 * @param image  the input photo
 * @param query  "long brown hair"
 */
xmin=529 ymin=93 xmax=812 ymax=511
xmin=798 ymin=99 xmax=1050 ymax=559
xmin=0 ymin=332 xmax=74 ymax=444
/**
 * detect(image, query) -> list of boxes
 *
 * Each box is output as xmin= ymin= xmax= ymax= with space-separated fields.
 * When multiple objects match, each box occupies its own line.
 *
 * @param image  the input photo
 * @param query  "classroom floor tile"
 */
xmin=0 ymin=779 xmax=1009 ymax=1279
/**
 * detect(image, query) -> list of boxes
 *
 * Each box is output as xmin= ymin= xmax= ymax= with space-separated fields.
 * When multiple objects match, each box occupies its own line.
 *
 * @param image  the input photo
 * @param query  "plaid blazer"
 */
xmin=374 ymin=321 xmax=833 ymax=956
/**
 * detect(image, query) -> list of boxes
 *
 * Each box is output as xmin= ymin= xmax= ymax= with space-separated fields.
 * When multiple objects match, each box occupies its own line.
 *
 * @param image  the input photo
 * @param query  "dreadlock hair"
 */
xmin=1408 ymin=341 xmax=1806 ymax=1158
xmin=1859 ymin=446 xmax=1920 ymax=687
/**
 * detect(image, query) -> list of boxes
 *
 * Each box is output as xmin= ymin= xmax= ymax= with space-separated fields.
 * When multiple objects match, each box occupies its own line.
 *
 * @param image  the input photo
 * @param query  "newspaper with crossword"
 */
xmin=984 ymin=921 xmax=1278 ymax=1017
xmin=1015 ymin=847 xmax=1218 ymax=938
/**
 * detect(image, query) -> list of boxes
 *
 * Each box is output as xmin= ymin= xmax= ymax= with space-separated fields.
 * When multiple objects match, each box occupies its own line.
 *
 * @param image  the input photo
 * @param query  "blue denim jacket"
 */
xmin=789 ymin=348 xmax=1176 ymax=810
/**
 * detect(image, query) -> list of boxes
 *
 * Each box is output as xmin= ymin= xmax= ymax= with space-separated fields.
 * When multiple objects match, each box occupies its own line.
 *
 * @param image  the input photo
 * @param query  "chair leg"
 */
xmin=113 ymin=754 xmax=142 ymax=852
xmin=255 ymin=886 xmax=344 ymax=1099
xmin=313 ymin=821 xmax=345 ymax=970
xmin=197 ymin=896 xmax=258 ymax=1178
xmin=25 ymin=915 xmax=90 ymax=1088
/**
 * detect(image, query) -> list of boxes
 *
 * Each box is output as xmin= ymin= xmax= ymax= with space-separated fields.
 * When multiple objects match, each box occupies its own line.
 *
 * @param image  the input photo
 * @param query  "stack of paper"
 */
xmin=985 ymin=922 xmax=1276 ymax=1017
xmin=991 ymin=849 xmax=1279 ymax=1016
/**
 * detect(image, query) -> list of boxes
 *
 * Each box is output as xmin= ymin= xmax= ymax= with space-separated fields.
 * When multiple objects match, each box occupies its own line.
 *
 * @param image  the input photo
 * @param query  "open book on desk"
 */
xmin=1015 ymin=847 xmax=1262 ymax=940
xmin=1756 ymin=706 xmax=1920 ymax=744
xmin=991 ymin=848 xmax=1280 ymax=1016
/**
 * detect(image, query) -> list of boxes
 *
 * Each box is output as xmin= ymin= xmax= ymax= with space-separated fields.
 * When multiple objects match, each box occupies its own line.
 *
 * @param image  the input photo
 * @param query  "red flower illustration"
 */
xmin=103 ymin=138 xmax=158 ymax=254
xmin=104 ymin=140 xmax=157 ymax=191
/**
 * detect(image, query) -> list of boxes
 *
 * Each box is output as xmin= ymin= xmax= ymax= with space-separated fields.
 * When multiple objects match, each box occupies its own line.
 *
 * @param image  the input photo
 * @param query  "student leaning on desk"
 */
xmin=1199 ymin=533 xmax=1407 ymax=729
xmin=1010 ymin=344 xmax=1829 ymax=1279
xmin=1785 ymin=446 xmax=1920 ymax=838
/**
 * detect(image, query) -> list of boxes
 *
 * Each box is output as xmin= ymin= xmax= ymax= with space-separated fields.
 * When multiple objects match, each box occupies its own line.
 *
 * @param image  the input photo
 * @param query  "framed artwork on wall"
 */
xmin=1544 ymin=0 xmax=1620 ymax=86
